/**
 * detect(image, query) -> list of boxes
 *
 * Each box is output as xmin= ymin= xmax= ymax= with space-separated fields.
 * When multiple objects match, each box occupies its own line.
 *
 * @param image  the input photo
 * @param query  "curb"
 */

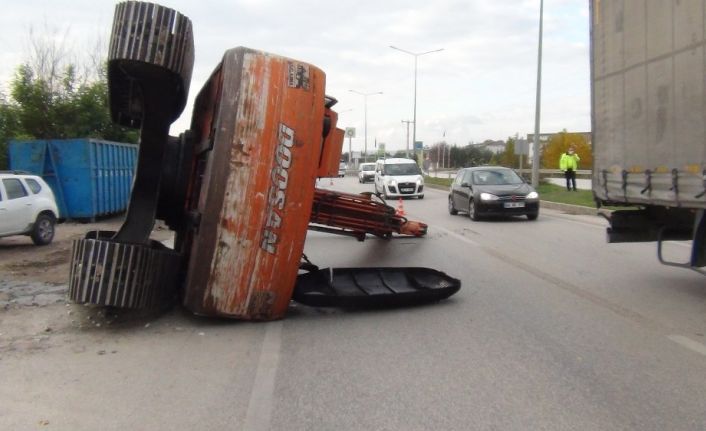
xmin=538 ymin=200 xmax=599 ymax=216
xmin=425 ymin=183 xmax=600 ymax=216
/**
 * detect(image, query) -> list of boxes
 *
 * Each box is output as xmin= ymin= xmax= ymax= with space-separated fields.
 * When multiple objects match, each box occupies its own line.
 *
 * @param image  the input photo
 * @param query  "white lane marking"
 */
xmin=667 ymin=335 xmax=706 ymax=357
xmin=243 ymin=321 xmax=283 ymax=431
xmin=433 ymin=225 xmax=481 ymax=247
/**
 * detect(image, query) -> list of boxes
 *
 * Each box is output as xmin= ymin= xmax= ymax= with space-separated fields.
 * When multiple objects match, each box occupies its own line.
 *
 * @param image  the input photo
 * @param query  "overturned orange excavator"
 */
xmin=68 ymin=1 xmax=459 ymax=320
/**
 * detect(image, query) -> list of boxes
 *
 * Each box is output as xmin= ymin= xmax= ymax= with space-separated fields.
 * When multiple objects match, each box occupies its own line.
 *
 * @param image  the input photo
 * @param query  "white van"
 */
xmin=374 ymin=158 xmax=424 ymax=199
xmin=358 ymin=163 xmax=376 ymax=183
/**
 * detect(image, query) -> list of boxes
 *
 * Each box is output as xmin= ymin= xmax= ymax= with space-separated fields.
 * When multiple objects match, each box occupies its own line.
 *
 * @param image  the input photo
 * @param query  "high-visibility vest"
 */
xmin=559 ymin=153 xmax=580 ymax=171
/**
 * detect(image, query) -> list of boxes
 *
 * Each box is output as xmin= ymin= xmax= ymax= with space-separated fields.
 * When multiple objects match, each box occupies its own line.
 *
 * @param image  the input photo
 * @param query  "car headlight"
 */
xmin=480 ymin=192 xmax=499 ymax=201
xmin=526 ymin=191 xmax=539 ymax=200
xmin=416 ymin=177 xmax=422 ymax=185
xmin=387 ymin=179 xmax=397 ymax=187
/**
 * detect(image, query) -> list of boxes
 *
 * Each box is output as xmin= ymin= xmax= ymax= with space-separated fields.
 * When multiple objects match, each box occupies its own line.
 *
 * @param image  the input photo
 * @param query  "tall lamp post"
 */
xmin=349 ymin=89 xmax=382 ymax=162
xmin=389 ymin=45 xmax=443 ymax=159
xmin=531 ymin=0 xmax=544 ymax=188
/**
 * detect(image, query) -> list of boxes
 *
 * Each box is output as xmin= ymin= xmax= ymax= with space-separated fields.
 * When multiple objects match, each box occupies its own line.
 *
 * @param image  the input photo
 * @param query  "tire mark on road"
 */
xmin=667 ymin=335 xmax=706 ymax=358
xmin=434 ymin=225 xmax=673 ymax=334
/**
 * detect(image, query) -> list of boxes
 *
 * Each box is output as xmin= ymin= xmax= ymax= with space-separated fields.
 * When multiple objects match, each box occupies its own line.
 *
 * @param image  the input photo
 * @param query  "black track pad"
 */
xmin=293 ymin=267 xmax=461 ymax=308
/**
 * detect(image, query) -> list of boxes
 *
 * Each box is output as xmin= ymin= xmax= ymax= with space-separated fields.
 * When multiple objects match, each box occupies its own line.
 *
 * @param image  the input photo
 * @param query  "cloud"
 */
xmin=0 ymin=0 xmax=591 ymax=151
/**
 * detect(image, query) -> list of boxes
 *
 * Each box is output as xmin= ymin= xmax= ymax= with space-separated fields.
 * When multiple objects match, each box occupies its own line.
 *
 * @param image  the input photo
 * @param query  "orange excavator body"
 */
xmin=179 ymin=48 xmax=429 ymax=320
xmin=67 ymin=2 xmax=452 ymax=321
xmin=181 ymin=48 xmax=327 ymax=319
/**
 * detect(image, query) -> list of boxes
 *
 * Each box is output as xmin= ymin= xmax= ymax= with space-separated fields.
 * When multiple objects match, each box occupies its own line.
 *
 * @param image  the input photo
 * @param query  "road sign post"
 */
xmin=514 ymin=140 xmax=529 ymax=178
xmin=345 ymin=127 xmax=356 ymax=162
xmin=414 ymin=141 xmax=423 ymax=165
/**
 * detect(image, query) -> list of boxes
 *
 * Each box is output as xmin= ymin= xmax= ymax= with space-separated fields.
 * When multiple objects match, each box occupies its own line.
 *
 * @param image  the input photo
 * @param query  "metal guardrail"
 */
xmin=517 ymin=169 xmax=591 ymax=176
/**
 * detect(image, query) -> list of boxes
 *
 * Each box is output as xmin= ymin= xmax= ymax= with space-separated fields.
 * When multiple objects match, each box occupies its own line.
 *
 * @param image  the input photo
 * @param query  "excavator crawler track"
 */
xmin=293 ymin=267 xmax=460 ymax=308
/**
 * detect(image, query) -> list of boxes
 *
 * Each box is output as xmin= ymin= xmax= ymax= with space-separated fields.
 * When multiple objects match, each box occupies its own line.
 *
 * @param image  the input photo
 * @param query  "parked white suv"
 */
xmin=374 ymin=158 xmax=425 ymax=199
xmin=0 ymin=172 xmax=59 ymax=245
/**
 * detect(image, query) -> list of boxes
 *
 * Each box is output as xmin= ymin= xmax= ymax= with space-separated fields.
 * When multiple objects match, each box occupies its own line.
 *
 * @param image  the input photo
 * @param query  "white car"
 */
xmin=374 ymin=158 xmax=425 ymax=199
xmin=338 ymin=162 xmax=347 ymax=177
xmin=358 ymin=163 xmax=376 ymax=183
xmin=0 ymin=172 xmax=60 ymax=245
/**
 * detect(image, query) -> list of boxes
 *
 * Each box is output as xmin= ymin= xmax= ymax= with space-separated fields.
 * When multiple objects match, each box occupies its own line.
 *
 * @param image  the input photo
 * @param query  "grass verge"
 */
xmin=536 ymin=183 xmax=597 ymax=207
xmin=424 ymin=176 xmax=453 ymax=188
xmin=424 ymin=176 xmax=599 ymax=208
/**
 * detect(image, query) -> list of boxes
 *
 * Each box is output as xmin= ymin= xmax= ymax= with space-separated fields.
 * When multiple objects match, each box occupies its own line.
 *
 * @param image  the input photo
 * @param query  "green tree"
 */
xmin=467 ymin=145 xmax=493 ymax=167
xmin=541 ymin=131 xmax=592 ymax=170
xmin=0 ymin=94 xmax=24 ymax=170
xmin=4 ymin=63 xmax=138 ymax=142
xmin=499 ymin=137 xmax=520 ymax=168
xmin=429 ymin=141 xmax=454 ymax=169
xmin=0 ymin=29 xmax=137 ymax=169
xmin=449 ymin=146 xmax=462 ymax=167
xmin=448 ymin=144 xmax=493 ymax=168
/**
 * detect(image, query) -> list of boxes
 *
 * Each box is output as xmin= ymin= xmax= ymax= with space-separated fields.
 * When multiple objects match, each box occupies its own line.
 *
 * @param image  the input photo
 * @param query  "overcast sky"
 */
xmin=0 ymin=0 xmax=590 ymax=154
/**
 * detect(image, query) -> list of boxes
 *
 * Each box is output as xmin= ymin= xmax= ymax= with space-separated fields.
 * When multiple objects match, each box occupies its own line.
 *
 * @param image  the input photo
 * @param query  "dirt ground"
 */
xmin=0 ymin=217 xmax=176 ymax=355
xmin=0 ymin=216 xmax=174 ymax=285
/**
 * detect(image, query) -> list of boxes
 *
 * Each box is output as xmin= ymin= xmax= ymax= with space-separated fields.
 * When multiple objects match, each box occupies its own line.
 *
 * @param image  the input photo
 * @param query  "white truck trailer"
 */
xmin=591 ymin=0 xmax=706 ymax=270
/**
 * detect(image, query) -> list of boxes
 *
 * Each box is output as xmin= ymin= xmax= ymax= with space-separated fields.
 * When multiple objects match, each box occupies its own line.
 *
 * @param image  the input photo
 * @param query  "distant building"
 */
xmin=526 ymin=132 xmax=591 ymax=146
xmin=476 ymin=140 xmax=506 ymax=154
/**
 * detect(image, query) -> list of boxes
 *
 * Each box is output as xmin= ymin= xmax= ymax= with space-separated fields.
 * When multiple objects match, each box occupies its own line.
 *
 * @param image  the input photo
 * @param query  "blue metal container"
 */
xmin=8 ymin=139 xmax=137 ymax=219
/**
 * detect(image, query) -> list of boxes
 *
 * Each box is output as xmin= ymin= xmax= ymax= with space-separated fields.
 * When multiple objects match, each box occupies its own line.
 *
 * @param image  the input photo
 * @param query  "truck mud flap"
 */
xmin=293 ymin=267 xmax=461 ymax=308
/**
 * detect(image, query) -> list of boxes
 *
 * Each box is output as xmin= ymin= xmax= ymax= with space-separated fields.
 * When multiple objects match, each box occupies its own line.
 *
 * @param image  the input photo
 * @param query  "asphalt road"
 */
xmin=2 ymin=175 xmax=705 ymax=430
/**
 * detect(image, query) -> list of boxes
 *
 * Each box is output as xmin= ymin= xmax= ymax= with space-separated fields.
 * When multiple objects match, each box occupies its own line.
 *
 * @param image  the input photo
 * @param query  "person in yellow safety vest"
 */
xmin=559 ymin=145 xmax=580 ymax=191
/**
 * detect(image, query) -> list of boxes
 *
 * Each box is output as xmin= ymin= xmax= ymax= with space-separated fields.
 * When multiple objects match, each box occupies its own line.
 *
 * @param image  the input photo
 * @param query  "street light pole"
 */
xmin=531 ymin=0 xmax=544 ymax=188
xmin=401 ymin=119 xmax=413 ymax=158
xmin=390 ymin=45 xmax=443 ymax=159
xmin=349 ymin=90 xmax=382 ymax=162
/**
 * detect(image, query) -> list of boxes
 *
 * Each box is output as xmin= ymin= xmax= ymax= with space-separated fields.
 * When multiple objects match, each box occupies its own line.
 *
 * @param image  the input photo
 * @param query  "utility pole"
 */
xmin=402 ymin=120 xmax=413 ymax=158
xmin=445 ymin=144 xmax=452 ymax=178
xmin=441 ymin=143 xmax=445 ymax=169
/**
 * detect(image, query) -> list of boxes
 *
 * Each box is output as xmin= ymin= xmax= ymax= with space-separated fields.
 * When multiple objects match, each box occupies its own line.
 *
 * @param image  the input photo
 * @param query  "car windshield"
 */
xmin=472 ymin=169 xmax=523 ymax=185
xmin=385 ymin=163 xmax=420 ymax=176
xmin=361 ymin=164 xmax=375 ymax=172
